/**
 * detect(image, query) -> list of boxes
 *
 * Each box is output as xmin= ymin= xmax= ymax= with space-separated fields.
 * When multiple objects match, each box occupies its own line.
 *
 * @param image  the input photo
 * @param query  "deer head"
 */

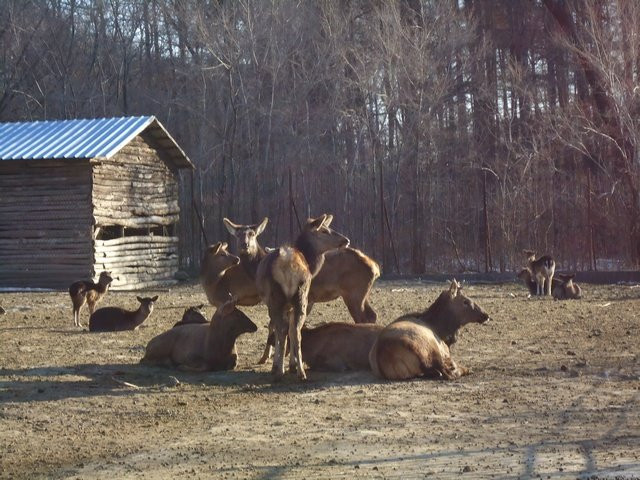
xmin=223 ymin=217 xmax=269 ymax=257
xmin=301 ymin=214 xmax=350 ymax=254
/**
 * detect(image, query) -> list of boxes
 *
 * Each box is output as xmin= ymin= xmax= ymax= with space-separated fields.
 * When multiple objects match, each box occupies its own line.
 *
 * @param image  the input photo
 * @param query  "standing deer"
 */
xmin=255 ymin=214 xmax=349 ymax=380
xmin=517 ymin=268 xmax=561 ymax=296
xmin=89 ymin=296 xmax=158 ymax=332
xmin=523 ymin=249 xmax=556 ymax=296
xmin=223 ymin=216 xmax=379 ymax=323
xmin=200 ymin=242 xmax=261 ymax=307
xmin=552 ymin=273 xmax=583 ymax=300
xmin=223 ymin=216 xmax=380 ymax=364
xmin=369 ymin=280 xmax=489 ymax=381
xmin=69 ymin=271 xmax=114 ymax=327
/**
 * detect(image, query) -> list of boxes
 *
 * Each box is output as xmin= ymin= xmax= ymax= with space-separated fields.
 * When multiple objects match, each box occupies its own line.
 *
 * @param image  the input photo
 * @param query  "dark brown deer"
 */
xmin=89 ymin=296 xmax=158 ymax=332
xmin=255 ymin=214 xmax=349 ymax=380
xmin=172 ymin=304 xmax=207 ymax=328
xmin=200 ymin=242 xmax=261 ymax=307
xmin=517 ymin=268 xmax=561 ymax=296
xmin=523 ymin=250 xmax=556 ymax=296
xmin=69 ymin=271 xmax=114 ymax=327
xmin=552 ymin=273 xmax=583 ymax=300
xmin=141 ymin=299 xmax=258 ymax=371
xmin=369 ymin=280 xmax=489 ymax=381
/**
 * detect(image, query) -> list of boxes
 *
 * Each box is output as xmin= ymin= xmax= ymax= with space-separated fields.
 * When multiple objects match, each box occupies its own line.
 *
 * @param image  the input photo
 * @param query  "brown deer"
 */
xmin=141 ymin=299 xmax=258 ymax=371
xmin=223 ymin=216 xmax=380 ymax=364
xmin=301 ymin=322 xmax=383 ymax=371
xmin=369 ymin=280 xmax=489 ymax=381
xmin=69 ymin=271 xmax=114 ymax=327
xmin=89 ymin=296 xmax=158 ymax=332
xmin=262 ymin=322 xmax=383 ymax=371
xmin=172 ymin=304 xmax=207 ymax=328
xmin=552 ymin=273 xmax=583 ymax=300
xmin=523 ymin=250 xmax=556 ymax=296
xmin=517 ymin=268 xmax=561 ymax=296
xmin=255 ymin=214 xmax=349 ymax=380
xmin=223 ymin=216 xmax=379 ymax=323
xmin=200 ymin=243 xmax=261 ymax=307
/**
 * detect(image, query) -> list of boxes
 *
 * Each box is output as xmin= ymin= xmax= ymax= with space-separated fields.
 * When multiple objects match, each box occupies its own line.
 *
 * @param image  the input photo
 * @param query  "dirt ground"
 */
xmin=1 ymin=279 xmax=639 ymax=479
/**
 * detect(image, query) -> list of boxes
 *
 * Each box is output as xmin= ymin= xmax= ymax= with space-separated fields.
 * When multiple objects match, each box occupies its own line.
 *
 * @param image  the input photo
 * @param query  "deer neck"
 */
xmin=419 ymin=293 xmax=460 ymax=346
xmin=132 ymin=307 xmax=151 ymax=328
xmin=206 ymin=320 xmax=238 ymax=358
xmin=294 ymin=232 xmax=325 ymax=278
xmin=95 ymin=281 xmax=110 ymax=293
xmin=240 ymin=244 xmax=266 ymax=279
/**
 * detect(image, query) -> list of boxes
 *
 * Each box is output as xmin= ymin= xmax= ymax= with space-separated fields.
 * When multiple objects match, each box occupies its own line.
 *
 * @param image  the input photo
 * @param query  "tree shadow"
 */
xmin=0 ymin=361 xmax=385 ymax=403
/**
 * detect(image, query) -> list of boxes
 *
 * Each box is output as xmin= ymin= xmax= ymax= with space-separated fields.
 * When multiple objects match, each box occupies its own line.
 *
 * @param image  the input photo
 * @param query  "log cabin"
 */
xmin=0 ymin=116 xmax=193 ymax=290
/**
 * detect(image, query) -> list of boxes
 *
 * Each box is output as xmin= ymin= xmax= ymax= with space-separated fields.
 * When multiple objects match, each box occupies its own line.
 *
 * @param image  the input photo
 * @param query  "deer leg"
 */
xmin=363 ymin=299 xmax=378 ymax=324
xmin=270 ymin=305 xmax=288 ymax=379
xmin=344 ymin=290 xmax=376 ymax=324
xmin=546 ymin=274 xmax=553 ymax=296
xmin=290 ymin=288 xmax=308 ymax=381
xmin=257 ymin=327 xmax=274 ymax=365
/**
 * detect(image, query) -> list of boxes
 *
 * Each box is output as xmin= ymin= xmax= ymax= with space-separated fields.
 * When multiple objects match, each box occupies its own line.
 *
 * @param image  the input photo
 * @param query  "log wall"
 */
xmin=0 ymin=160 xmax=93 ymax=289
xmin=92 ymin=135 xmax=180 ymax=289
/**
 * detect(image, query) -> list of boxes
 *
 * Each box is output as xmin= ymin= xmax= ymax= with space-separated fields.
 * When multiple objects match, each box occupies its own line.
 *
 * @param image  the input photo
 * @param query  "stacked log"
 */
xmin=0 ymin=162 xmax=93 ymax=289
xmin=0 ymin=134 xmax=185 ymax=290
xmin=92 ymin=135 xmax=182 ymax=289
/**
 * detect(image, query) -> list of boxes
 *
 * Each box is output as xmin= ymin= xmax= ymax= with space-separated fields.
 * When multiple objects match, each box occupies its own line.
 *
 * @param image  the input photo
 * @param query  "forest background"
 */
xmin=2 ymin=0 xmax=639 ymax=275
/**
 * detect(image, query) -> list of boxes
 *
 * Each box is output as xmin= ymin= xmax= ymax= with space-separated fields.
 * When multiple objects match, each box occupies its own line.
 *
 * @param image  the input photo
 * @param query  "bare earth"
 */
xmin=1 ymin=280 xmax=639 ymax=479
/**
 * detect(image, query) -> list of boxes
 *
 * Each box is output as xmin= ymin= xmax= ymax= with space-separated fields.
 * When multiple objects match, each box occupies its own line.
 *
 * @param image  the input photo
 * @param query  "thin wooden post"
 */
xmin=587 ymin=168 xmax=596 ymax=271
xmin=289 ymin=168 xmax=294 ymax=239
xmin=288 ymin=167 xmax=302 ymax=236
xmin=379 ymin=160 xmax=386 ymax=270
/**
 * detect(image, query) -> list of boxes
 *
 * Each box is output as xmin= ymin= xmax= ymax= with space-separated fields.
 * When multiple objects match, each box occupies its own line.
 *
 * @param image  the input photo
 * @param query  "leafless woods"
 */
xmin=1 ymin=0 xmax=638 ymax=273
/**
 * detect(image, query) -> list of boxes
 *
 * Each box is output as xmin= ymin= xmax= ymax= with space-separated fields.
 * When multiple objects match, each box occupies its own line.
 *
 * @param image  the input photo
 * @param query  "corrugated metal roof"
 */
xmin=0 ymin=115 xmax=193 ymax=168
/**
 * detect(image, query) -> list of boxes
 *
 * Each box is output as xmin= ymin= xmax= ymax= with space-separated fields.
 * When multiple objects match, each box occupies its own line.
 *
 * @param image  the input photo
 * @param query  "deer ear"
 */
xmin=151 ymin=295 xmax=158 ymax=302
xmin=254 ymin=217 xmax=269 ymax=236
xmin=208 ymin=242 xmax=223 ymax=255
xmin=322 ymin=214 xmax=334 ymax=228
xmin=448 ymin=279 xmax=460 ymax=297
xmin=307 ymin=215 xmax=326 ymax=230
xmin=223 ymin=218 xmax=238 ymax=235
xmin=220 ymin=297 xmax=237 ymax=316
xmin=136 ymin=296 xmax=144 ymax=303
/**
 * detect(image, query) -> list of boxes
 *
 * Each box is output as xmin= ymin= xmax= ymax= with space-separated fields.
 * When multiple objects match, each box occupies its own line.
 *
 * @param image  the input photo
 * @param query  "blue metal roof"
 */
xmin=0 ymin=115 xmax=192 ymax=168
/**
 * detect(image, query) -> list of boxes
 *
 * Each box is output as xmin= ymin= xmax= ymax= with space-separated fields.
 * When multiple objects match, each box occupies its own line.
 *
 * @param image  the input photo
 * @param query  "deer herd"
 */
xmin=67 ymin=214 xmax=582 ymax=382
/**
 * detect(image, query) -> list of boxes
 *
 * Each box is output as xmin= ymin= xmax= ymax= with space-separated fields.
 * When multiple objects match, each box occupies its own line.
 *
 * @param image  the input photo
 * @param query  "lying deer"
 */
xmin=69 ymin=271 xmax=114 ymax=327
xmin=552 ymin=273 xmax=583 ymax=300
xmin=141 ymin=299 xmax=257 ymax=371
xmin=173 ymin=304 xmax=207 ymax=328
xmin=302 ymin=322 xmax=383 ymax=371
xmin=262 ymin=321 xmax=383 ymax=371
xmin=256 ymin=214 xmax=349 ymax=380
xmin=517 ymin=268 xmax=561 ymax=296
xmin=223 ymin=216 xmax=380 ymax=364
xmin=523 ymin=249 xmax=556 ymax=296
xmin=89 ymin=296 xmax=158 ymax=332
xmin=369 ymin=280 xmax=489 ymax=381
